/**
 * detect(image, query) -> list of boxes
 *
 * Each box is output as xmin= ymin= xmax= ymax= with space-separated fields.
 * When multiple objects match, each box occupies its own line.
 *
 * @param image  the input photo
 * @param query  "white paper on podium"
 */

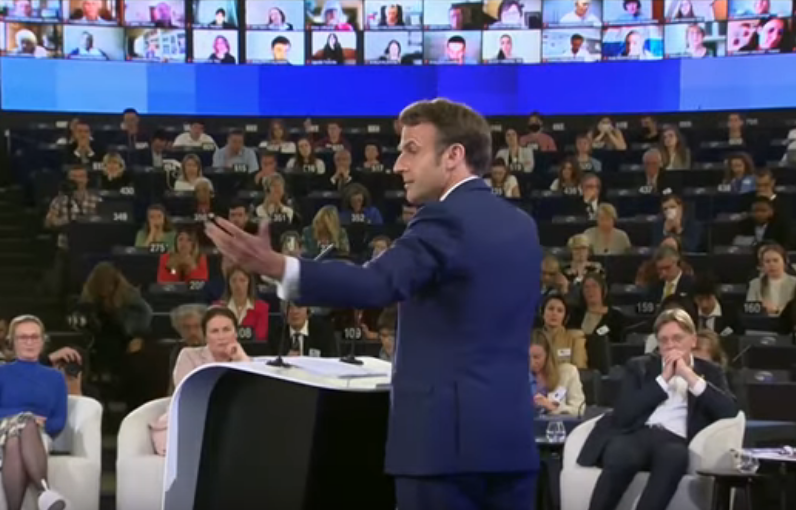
xmin=287 ymin=357 xmax=391 ymax=378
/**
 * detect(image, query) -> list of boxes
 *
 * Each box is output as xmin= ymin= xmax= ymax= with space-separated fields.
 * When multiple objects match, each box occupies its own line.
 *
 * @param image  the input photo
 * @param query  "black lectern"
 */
xmin=163 ymin=359 xmax=395 ymax=510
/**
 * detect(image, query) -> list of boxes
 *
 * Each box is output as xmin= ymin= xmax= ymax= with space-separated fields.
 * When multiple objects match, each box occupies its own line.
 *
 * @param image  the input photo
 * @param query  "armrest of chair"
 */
xmin=117 ymin=397 xmax=171 ymax=458
xmin=52 ymin=396 xmax=103 ymax=464
xmin=563 ymin=415 xmax=602 ymax=470
xmin=687 ymin=411 xmax=746 ymax=474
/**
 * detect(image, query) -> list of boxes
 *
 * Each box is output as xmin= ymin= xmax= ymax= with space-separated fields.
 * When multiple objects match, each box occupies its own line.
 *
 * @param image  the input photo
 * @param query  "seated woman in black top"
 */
xmin=97 ymin=152 xmax=133 ymax=191
xmin=569 ymin=273 xmax=625 ymax=344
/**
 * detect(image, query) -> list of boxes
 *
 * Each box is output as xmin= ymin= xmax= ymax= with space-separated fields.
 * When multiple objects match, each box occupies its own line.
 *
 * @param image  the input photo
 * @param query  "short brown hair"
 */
xmin=654 ymin=308 xmax=696 ymax=336
xmin=399 ymin=98 xmax=492 ymax=175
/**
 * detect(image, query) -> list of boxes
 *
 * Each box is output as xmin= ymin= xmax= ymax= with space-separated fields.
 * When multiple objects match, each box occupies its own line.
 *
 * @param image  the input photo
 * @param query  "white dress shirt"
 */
xmin=174 ymin=132 xmax=217 ymax=148
xmin=698 ymin=301 xmax=722 ymax=332
xmin=277 ymin=176 xmax=478 ymax=301
xmin=646 ymin=356 xmax=706 ymax=438
xmin=289 ymin=322 xmax=310 ymax=352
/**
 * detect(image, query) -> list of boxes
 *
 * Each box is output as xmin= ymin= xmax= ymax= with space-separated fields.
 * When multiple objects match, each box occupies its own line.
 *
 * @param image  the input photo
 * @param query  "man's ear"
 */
xmin=445 ymin=143 xmax=466 ymax=170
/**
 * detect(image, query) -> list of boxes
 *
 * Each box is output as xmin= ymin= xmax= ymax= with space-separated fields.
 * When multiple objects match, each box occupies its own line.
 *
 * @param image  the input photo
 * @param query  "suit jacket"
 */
xmin=578 ymin=354 xmax=738 ymax=467
xmin=268 ymin=316 xmax=337 ymax=357
xmin=737 ymin=218 xmax=792 ymax=250
xmin=293 ymin=178 xmax=542 ymax=476
xmin=569 ymin=306 xmax=626 ymax=344
xmin=647 ymin=272 xmax=695 ymax=302
xmin=697 ymin=300 xmax=745 ymax=337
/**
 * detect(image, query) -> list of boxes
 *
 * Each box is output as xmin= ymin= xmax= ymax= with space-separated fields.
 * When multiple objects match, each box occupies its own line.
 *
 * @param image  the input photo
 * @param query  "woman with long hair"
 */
xmin=532 ymin=294 xmax=587 ymax=369
xmin=550 ymin=158 xmax=581 ymax=193
xmin=746 ymin=243 xmax=796 ymax=316
xmin=260 ymin=119 xmax=296 ymax=154
xmin=255 ymin=173 xmax=295 ymax=225
xmin=157 ymin=229 xmax=209 ymax=283
xmin=135 ymin=203 xmax=175 ymax=250
xmin=570 ymin=273 xmax=626 ymax=343
xmin=174 ymin=153 xmax=206 ymax=191
xmin=216 ymin=266 xmax=270 ymax=343
xmin=722 ymin=152 xmax=756 ymax=194
xmin=339 ymin=183 xmax=383 ymax=225
xmin=301 ymin=205 xmax=350 ymax=257
xmin=529 ymin=333 xmax=585 ymax=415
xmin=694 ymin=330 xmax=729 ymax=370
xmin=321 ymin=33 xmax=345 ymax=64
xmin=659 ymin=125 xmax=692 ymax=170
xmin=286 ymin=137 xmax=326 ymax=174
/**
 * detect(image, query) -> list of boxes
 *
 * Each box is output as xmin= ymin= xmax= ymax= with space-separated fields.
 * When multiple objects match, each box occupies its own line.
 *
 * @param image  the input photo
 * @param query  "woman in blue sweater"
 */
xmin=0 ymin=315 xmax=68 ymax=510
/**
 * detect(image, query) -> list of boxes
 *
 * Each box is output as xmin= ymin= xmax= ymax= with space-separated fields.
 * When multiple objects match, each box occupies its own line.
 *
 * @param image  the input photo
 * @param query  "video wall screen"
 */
xmin=0 ymin=0 xmax=793 ymax=62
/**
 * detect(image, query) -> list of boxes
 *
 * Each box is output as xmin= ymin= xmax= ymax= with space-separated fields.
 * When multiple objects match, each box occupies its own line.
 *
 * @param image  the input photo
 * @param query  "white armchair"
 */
xmin=561 ymin=412 xmax=746 ymax=510
xmin=0 ymin=396 xmax=103 ymax=510
xmin=116 ymin=398 xmax=170 ymax=510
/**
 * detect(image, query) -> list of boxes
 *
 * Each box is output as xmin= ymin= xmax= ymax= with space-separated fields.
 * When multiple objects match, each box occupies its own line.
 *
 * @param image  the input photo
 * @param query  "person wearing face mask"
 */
xmin=150 ymin=307 xmax=250 ymax=456
xmin=533 ymin=294 xmax=587 ymax=369
xmin=651 ymin=195 xmax=701 ymax=252
xmin=735 ymin=196 xmax=791 ymax=249
xmin=520 ymin=112 xmax=557 ymax=151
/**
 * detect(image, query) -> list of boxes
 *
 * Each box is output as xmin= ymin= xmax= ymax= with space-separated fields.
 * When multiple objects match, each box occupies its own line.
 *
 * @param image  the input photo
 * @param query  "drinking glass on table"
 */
xmin=731 ymin=448 xmax=760 ymax=473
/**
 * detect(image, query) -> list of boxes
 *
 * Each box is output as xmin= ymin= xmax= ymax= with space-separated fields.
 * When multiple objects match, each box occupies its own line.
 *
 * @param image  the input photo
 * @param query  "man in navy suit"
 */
xmin=206 ymin=98 xmax=542 ymax=510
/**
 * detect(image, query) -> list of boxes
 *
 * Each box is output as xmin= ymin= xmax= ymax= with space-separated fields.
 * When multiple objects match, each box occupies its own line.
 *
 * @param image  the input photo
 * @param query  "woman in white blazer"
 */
xmin=529 ymin=333 xmax=585 ymax=416
xmin=495 ymin=128 xmax=534 ymax=173
xmin=746 ymin=244 xmax=796 ymax=316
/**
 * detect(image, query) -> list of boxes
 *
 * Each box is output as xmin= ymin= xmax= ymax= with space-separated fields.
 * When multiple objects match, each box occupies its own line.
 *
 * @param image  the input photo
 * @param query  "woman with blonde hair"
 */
xmin=563 ymin=233 xmax=604 ymax=283
xmin=174 ymin=153 xmax=208 ymax=191
xmin=582 ymin=203 xmax=632 ymax=255
xmin=301 ymin=205 xmax=350 ymax=257
xmin=98 ymin=151 xmax=132 ymax=190
xmin=255 ymin=173 xmax=295 ymax=224
xmin=746 ymin=243 xmax=796 ymax=316
xmin=529 ymin=333 xmax=585 ymax=415
xmin=694 ymin=330 xmax=729 ymax=370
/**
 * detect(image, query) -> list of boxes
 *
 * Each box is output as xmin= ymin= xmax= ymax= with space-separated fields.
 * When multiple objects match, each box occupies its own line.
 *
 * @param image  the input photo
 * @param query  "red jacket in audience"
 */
xmin=214 ymin=299 xmax=270 ymax=342
xmin=157 ymin=253 xmax=209 ymax=283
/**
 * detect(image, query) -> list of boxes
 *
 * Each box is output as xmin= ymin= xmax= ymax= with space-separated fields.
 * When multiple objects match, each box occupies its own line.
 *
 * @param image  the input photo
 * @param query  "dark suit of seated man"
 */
xmin=646 ymin=245 xmax=695 ymax=303
xmin=578 ymin=308 xmax=738 ymax=510
xmin=268 ymin=302 xmax=337 ymax=357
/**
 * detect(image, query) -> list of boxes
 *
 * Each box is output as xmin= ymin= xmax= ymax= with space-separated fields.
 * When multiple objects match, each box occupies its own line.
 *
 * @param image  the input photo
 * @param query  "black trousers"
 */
xmin=589 ymin=426 xmax=689 ymax=510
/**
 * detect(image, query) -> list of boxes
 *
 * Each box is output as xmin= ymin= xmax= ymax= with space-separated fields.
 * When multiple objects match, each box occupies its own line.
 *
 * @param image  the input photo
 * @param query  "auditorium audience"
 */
xmin=533 ymin=294 xmax=587 ymax=369
xmin=213 ymin=130 xmax=258 ymax=172
xmin=638 ymin=115 xmax=660 ymax=143
xmin=227 ymin=200 xmax=258 ymax=234
xmin=150 ymin=306 xmax=250 ymax=455
xmin=495 ymin=128 xmax=534 ymax=173
xmin=64 ymin=120 xmax=99 ymax=165
xmin=529 ymin=334 xmax=585 ymax=415
xmin=287 ymin=137 xmax=326 ymax=174
xmin=56 ymin=117 xmax=83 ymax=145
xmin=541 ymin=255 xmax=571 ymax=297
xmin=98 ymin=152 xmax=132 ymax=191
xmin=376 ymin=306 xmax=397 ymax=361
xmin=575 ymin=133 xmax=603 ymax=173
xmin=693 ymin=329 xmax=729 ymax=370
xmin=255 ymin=173 xmax=295 ymax=225
xmin=170 ymin=303 xmax=207 ymax=347
xmin=339 ymin=183 xmax=383 ymax=225
xmin=0 ymin=315 xmax=68 ymax=510
xmin=315 ymin=121 xmax=351 ymax=152
xmin=646 ymin=245 xmax=696 ymax=302
xmin=361 ymin=141 xmax=385 ymax=171
xmin=651 ymin=194 xmax=701 ymax=252
xmin=135 ymin=204 xmax=176 ymax=250
xmin=521 ymin=112 xmax=557 ymax=151
xmin=692 ymin=275 xmax=745 ymax=336
xmin=660 ymin=125 xmax=692 ymax=170
xmin=369 ymin=235 xmax=392 ymax=260
xmin=174 ymin=154 xmax=207 ymax=191
xmin=119 ymin=108 xmax=147 ymax=148
xmin=251 ymin=152 xmax=279 ymax=189
xmin=148 ymin=130 xmax=169 ymax=168
xmin=44 ymin=165 xmax=101 ymax=249
xmin=734 ymin=196 xmax=791 ymax=248
xmin=563 ymin=234 xmax=604 ymax=283
xmin=755 ymin=168 xmax=790 ymax=222
xmin=726 ymin=112 xmax=747 ymax=146
xmin=157 ymin=229 xmax=209 ymax=283
xmin=329 ymin=149 xmax=357 ymax=190
xmin=216 ymin=266 xmax=270 ymax=343
xmin=484 ymin=158 xmax=520 ymax=198
xmin=641 ymin=147 xmax=671 ymax=193
xmin=582 ymin=203 xmax=632 ymax=255
xmin=746 ymin=243 xmax=796 ymax=316
xmin=570 ymin=273 xmax=626 ymax=344
xmin=260 ymin=119 xmax=296 ymax=154
xmin=723 ymin=152 xmax=756 ymax=194
xmin=173 ymin=120 xmax=216 ymax=148
xmin=589 ymin=117 xmax=627 ymax=151
xmin=301 ymin=205 xmax=350 ymax=257
xmin=272 ymin=303 xmax=337 ymax=357
xmin=568 ymin=173 xmax=602 ymax=219
xmin=550 ymin=159 xmax=581 ymax=193
xmin=193 ymin=179 xmax=217 ymax=217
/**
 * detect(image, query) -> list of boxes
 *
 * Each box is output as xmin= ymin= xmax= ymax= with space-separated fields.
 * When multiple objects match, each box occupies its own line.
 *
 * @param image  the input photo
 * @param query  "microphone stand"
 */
xmin=340 ymin=323 xmax=364 ymax=366
xmin=267 ymin=244 xmax=336 ymax=368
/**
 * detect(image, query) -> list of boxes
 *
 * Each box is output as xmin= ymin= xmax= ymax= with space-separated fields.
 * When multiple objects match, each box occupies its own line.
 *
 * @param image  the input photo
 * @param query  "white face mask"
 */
xmin=663 ymin=207 xmax=678 ymax=220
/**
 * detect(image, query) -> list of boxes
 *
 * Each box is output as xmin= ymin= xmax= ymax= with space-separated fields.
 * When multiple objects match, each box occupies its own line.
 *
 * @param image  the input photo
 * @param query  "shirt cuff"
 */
xmin=655 ymin=375 xmax=669 ymax=393
xmin=276 ymin=256 xmax=300 ymax=302
xmin=689 ymin=377 xmax=707 ymax=397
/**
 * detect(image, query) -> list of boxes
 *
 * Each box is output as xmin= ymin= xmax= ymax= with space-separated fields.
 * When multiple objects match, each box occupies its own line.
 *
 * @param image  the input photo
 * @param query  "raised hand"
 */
xmin=205 ymin=217 xmax=284 ymax=279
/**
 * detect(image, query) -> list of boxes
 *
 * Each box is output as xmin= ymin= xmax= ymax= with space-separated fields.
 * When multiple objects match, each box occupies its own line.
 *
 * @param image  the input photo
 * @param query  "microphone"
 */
xmin=267 ymin=244 xmax=336 ymax=368
xmin=340 ymin=312 xmax=365 ymax=366
xmin=730 ymin=338 xmax=755 ymax=368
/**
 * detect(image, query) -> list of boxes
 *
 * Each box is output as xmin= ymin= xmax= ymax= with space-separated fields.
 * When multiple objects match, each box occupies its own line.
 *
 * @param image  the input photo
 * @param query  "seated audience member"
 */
xmin=212 ymin=129 xmax=258 ymax=172
xmin=583 ymin=203 xmax=632 ymax=255
xmin=399 ymin=203 xmax=417 ymax=224
xmin=260 ymin=120 xmax=296 ymax=154
xmin=171 ymin=303 xmax=207 ymax=347
xmin=361 ymin=141 xmax=385 ymax=172
xmin=484 ymin=158 xmax=520 ymax=198
xmin=590 ymin=117 xmax=627 ymax=151
xmin=693 ymin=329 xmax=729 ymax=371
xmin=272 ymin=303 xmax=337 ymax=357
xmin=640 ymin=148 xmax=673 ymax=194
xmin=328 ymin=149 xmax=357 ymax=190
xmin=755 ymin=168 xmax=790 ymax=222
xmin=56 ymin=118 xmax=83 ymax=146
xmin=227 ymin=200 xmax=258 ymax=235
xmin=314 ymin=121 xmax=351 ymax=152
xmin=638 ymin=115 xmax=660 ymax=144
xmin=173 ymin=154 xmax=207 ymax=191
xmin=550 ymin=159 xmax=581 ymax=193
xmin=651 ymin=195 xmax=701 ymax=252
xmin=636 ymin=235 xmax=694 ymax=286
xmin=301 ymin=205 xmax=350 ymax=257
xmin=574 ymin=133 xmax=603 ymax=173
xmin=339 ymin=183 xmax=383 ymax=225
xmin=173 ymin=120 xmax=216 ymax=148
xmin=216 ymin=266 xmax=269 ymax=343
xmin=0 ymin=315 xmax=68 ymax=510
xmin=193 ymin=179 xmax=217 ymax=218
xmin=567 ymin=173 xmax=602 ymax=219
xmin=646 ymin=245 xmax=695 ymax=302
xmin=520 ymin=112 xmax=557 ymax=152
xmin=529 ymin=334 xmax=585 ymax=416
xmin=563 ymin=234 xmax=604 ymax=284
xmin=533 ymin=294 xmax=587 ymax=369
xmin=45 ymin=166 xmax=101 ymax=249
xmin=723 ymin=152 xmax=756 ymax=194
xmin=250 ymin=152 xmax=279 ymax=189
xmin=579 ymin=309 xmax=737 ymax=510
xmin=726 ymin=112 xmax=748 ymax=146
xmin=692 ymin=276 xmax=745 ymax=337
xmin=570 ymin=273 xmax=625 ymax=344
xmin=541 ymin=255 xmax=572 ymax=298
xmin=369 ymin=235 xmax=392 ymax=260
xmin=643 ymin=295 xmax=697 ymax=353
xmin=157 ymin=229 xmax=209 ymax=283
xmin=151 ymin=307 xmax=250 ymax=455
xmin=287 ymin=138 xmax=326 ymax=174
xmin=64 ymin=120 xmax=99 ymax=165
xmin=735 ymin=196 xmax=791 ymax=249
xmin=777 ymin=286 xmax=796 ymax=334
xmin=118 ymin=107 xmax=148 ymax=148
xmin=376 ymin=306 xmax=397 ymax=361
xmin=746 ymin=243 xmax=796 ymax=316
xmin=147 ymin=130 xmax=169 ymax=168
xmin=255 ymin=173 xmax=295 ymax=225
xmin=659 ymin=125 xmax=692 ymax=170
xmin=97 ymin=152 xmax=132 ymax=191
xmin=495 ymin=128 xmax=534 ymax=173
xmin=135 ymin=204 xmax=176 ymax=250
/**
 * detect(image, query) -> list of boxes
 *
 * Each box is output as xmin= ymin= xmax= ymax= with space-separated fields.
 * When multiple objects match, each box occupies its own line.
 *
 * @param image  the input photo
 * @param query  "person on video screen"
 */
xmin=670 ymin=0 xmax=695 ymax=19
xmin=495 ymin=33 xmax=515 ymax=60
xmin=209 ymin=7 xmax=235 ymax=28
xmin=13 ymin=29 xmax=48 ymax=57
xmin=267 ymin=7 xmax=293 ymax=29
xmin=445 ymin=35 xmax=468 ymax=63
xmin=728 ymin=20 xmax=758 ymax=52
xmin=73 ymin=0 xmax=114 ymax=24
xmin=758 ymin=16 xmax=789 ymax=51
xmin=153 ymin=1 xmax=176 ymax=27
xmin=685 ymin=24 xmax=712 ymax=57
xmin=209 ymin=35 xmax=236 ymax=63
xmin=622 ymin=30 xmax=654 ymax=59
xmin=448 ymin=4 xmax=466 ymax=29
xmin=492 ymin=0 xmax=525 ymax=27
xmin=322 ymin=1 xmax=354 ymax=30
xmin=617 ymin=0 xmax=648 ymax=22
xmin=9 ymin=0 xmax=33 ymax=18
xmin=321 ymin=33 xmax=345 ymax=63
xmin=562 ymin=33 xmax=596 ymax=60
xmin=271 ymin=35 xmax=291 ymax=62
xmin=560 ymin=0 xmax=601 ymax=25
xmin=379 ymin=3 xmax=405 ymax=26
xmin=381 ymin=39 xmax=402 ymax=62
xmin=67 ymin=31 xmax=109 ymax=59
xmin=735 ymin=0 xmax=772 ymax=17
